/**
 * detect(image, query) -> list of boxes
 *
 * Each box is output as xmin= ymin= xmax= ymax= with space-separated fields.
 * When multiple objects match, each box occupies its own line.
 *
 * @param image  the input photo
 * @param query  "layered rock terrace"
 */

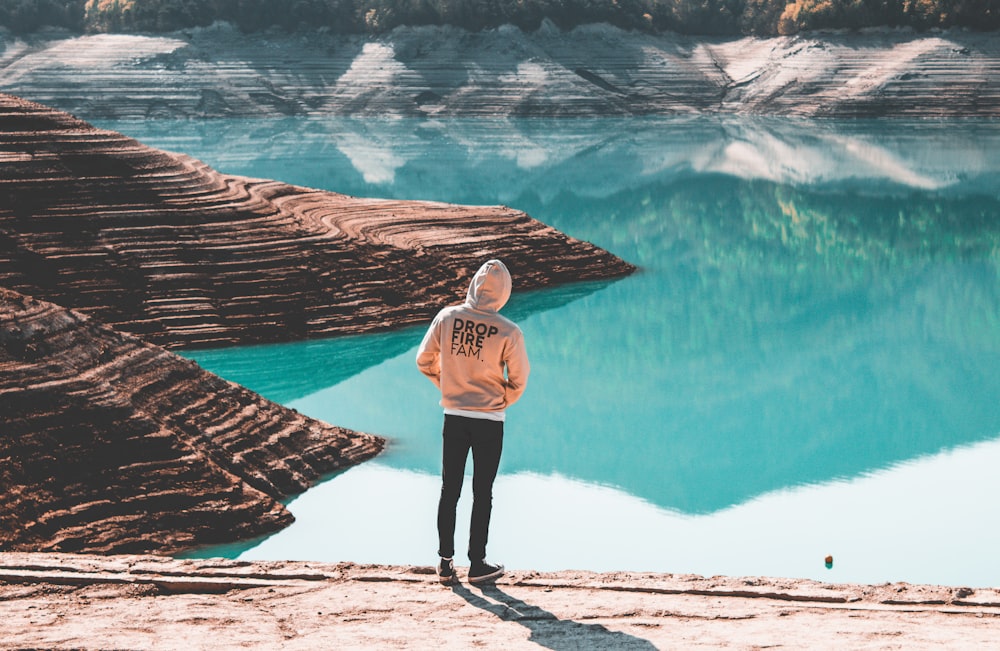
xmin=0 ymin=287 xmax=384 ymax=553
xmin=0 ymin=93 xmax=632 ymax=350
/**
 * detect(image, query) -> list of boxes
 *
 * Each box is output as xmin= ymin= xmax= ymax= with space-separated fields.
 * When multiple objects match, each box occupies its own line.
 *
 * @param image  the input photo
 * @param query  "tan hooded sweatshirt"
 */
xmin=416 ymin=259 xmax=530 ymax=421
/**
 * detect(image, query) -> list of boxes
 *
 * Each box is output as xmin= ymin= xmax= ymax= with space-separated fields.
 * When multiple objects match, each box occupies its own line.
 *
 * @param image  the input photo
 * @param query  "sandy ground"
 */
xmin=1 ymin=553 xmax=998 ymax=649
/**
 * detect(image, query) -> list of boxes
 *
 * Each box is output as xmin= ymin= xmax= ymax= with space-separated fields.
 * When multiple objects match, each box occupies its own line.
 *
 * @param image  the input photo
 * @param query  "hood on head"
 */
xmin=465 ymin=259 xmax=512 ymax=312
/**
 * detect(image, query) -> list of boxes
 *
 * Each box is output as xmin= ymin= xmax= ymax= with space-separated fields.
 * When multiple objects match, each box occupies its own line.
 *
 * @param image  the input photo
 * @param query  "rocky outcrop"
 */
xmin=1 ymin=23 xmax=997 ymax=118
xmin=0 ymin=287 xmax=384 ymax=554
xmin=0 ymin=93 xmax=634 ymax=351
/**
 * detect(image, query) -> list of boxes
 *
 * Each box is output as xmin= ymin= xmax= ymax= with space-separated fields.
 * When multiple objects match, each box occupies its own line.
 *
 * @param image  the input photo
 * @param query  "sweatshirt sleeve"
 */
xmin=502 ymin=328 xmax=530 ymax=407
xmin=415 ymin=313 xmax=443 ymax=388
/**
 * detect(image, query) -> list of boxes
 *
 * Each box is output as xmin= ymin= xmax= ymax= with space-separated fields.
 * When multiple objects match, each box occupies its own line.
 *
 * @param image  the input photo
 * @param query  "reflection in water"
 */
xmin=94 ymin=116 xmax=1000 ymax=201
xmin=148 ymin=117 xmax=1000 ymax=585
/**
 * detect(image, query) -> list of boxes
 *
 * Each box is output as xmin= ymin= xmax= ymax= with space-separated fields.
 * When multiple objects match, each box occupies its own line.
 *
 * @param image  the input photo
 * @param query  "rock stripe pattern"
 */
xmin=0 ymin=93 xmax=634 ymax=351
xmin=0 ymin=286 xmax=384 ymax=554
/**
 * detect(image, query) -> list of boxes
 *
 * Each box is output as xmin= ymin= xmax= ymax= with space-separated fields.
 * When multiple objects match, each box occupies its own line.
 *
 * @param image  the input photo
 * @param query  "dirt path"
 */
xmin=1 ymin=553 xmax=998 ymax=649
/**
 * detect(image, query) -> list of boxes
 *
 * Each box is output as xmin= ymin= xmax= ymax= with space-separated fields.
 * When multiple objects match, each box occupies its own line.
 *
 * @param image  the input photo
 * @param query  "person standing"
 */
xmin=416 ymin=259 xmax=530 ymax=585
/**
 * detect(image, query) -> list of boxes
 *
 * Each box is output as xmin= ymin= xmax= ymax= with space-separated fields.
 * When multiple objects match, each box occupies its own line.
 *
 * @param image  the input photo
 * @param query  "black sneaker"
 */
xmin=468 ymin=560 xmax=504 ymax=584
xmin=437 ymin=557 xmax=456 ymax=585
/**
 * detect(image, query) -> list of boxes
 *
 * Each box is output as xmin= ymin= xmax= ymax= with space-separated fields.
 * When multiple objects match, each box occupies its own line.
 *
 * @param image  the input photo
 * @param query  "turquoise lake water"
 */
xmin=100 ymin=117 xmax=1000 ymax=587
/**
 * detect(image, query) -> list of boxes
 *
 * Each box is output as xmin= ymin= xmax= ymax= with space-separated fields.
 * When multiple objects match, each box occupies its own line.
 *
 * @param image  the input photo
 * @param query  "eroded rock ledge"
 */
xmin=0 ymin=93 xmax=633 ymax=350
xmin=1 ymin=553 xmax=999 ymax=649
xmin=0 ymin=287 xmax=385 ymax=553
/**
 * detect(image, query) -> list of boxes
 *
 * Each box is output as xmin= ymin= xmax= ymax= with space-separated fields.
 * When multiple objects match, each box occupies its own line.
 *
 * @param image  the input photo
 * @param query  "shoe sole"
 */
xmin=438 ymin=575 xmax=457 ymax=585
xmin=468 ymin=568 xmax=504 ymax=584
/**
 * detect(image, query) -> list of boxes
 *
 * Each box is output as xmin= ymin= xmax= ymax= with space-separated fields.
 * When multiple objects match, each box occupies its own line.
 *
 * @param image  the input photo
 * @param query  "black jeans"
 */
xmin=437 ymin=415 xmax=504 ymax=562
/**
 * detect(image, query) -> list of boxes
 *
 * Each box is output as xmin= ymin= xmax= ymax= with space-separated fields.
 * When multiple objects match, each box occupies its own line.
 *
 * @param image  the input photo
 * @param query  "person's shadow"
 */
xmin=451 ymin=582 xmax=658 ymax=650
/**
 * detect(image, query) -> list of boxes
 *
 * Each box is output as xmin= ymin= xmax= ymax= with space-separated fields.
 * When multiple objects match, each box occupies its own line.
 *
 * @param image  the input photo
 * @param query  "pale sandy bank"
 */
xmin=1 ymin=553 xmax=998 ymax=649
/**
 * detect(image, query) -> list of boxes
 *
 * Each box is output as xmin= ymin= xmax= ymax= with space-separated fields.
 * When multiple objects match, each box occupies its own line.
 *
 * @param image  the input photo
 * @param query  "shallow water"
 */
xmin=99 ymin=116 xmax=1000 ymax=587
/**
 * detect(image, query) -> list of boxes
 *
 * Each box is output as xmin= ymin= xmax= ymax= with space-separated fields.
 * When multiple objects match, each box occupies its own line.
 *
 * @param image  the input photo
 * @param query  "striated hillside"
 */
xmin=0 ymin=93 xmax=634 ymax=554
xmin=0 ymin=23 xmax=998 ymax=119
xmin=0 ymin=93 xmax=633 ymax=351
xmin=0 ymin=287 xmax=384 ymax=553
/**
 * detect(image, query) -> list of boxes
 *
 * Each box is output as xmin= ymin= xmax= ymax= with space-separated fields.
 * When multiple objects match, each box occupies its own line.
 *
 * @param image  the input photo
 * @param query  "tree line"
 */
xmin=0 ymin=0 xmax=997 ymax=36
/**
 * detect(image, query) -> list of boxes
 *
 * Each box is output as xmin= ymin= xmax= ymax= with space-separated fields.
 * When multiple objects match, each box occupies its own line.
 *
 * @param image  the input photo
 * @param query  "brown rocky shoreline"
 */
xmin=0 ymin=92 xmax=634 ymax=555
xmin=0 ymin=287 xmax=384 ymax=554
xmin=0 ymin=94 xmax=632 ymax=351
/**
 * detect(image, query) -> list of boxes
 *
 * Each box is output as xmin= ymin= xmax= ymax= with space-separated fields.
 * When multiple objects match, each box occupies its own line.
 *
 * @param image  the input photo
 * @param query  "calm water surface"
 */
xmin=101 ymin=117 xmax=1000 ymax=587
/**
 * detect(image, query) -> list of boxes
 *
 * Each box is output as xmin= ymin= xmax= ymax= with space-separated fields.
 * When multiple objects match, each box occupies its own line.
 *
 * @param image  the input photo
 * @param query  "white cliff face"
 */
xmin=1 ymin=22 xmax=998 ymax=119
